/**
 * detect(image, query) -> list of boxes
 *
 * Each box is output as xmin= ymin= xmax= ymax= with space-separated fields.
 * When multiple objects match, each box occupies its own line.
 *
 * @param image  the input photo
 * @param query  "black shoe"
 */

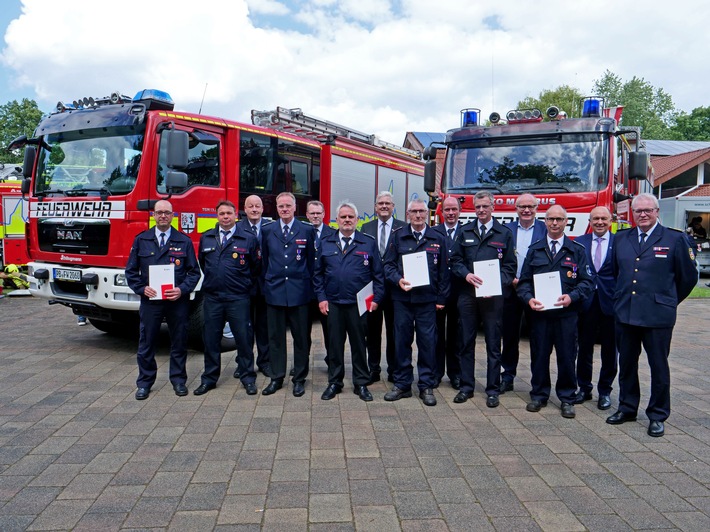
xmin=233 ymin=366 xmax=241 ymax=379
xmin=258 ymin=365 xmax=272 ymax=378
xmin=606 ymin=410 xmax=637 ymax=425
xmin=526 ymin=400 xmax=548 ymax=412
xmin=293 ymin=382 xmax=306 ymax=397
xmin=500 ymin=380 xmax=514 ymax=394
xmin=419 ymin=388 xmax=437 ymax=407
xmin=289 ymin=367 xmax=295 ymax=377
xmin=193 ymin=383 xmax=216 ymax=396
xmin=173 ymin=383 xmax=188 ymax=397
xmin=648 ymin=420 xmax=665 ymax=437
xmin=321 ymin=383 xmax=342 ymax=400
xmin=262 ymin=379 xmax=283 ymax=396
xmin=573 ymin=390 xmax=593 ymax=404
xmin=597 ymin=395 xmax=612 ymax=410
xmin=368 ymin=372 xmax=381 ymax=385
xmin=384 ymin=386 xmax=412 ymax=402
xmin=354 ymin=385 xmax=373 ymax=402
xmin=244 ymin=382 xmax=258 ymax=395
xmin=453 ymin=391 xmax=473 ymax=404
xmin=561 ymin=402 xmax=576 ymax=418
xmin=486 ymin=395 xmax=500 ymax=408
xmin=135 ymin=387 xmax=150 ymax=400
xmin=450 ymin=377 xmax=461 ymax=390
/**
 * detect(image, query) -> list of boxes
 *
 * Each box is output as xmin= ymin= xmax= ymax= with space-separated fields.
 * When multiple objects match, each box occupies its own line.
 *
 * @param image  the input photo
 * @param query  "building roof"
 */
xmin=408 ymin=132 xmax=446 ymax=149
xmin=652 ymin=147 xmax=710 ymax=186
xmin=681 ymin=184 xmax=710 ymax=197
xmin=644 ymin=139 xmax=710 ymax=156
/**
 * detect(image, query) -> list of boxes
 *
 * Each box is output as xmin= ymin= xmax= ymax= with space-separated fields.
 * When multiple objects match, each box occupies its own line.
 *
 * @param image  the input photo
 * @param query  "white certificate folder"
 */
xmin=402 ymin=251 xmax=430 ymax=288
xmin=533 ymin=271 xmax=562 ymax=310
xmin=473 ymin=259 xmax=502 ymax=297
xmin=148 ymin=264 xmax=175 ymax=300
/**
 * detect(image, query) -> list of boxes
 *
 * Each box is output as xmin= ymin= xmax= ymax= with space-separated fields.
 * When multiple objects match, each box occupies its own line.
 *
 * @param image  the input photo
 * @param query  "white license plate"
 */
xmin=54 ymin=268 xmax=82 ymax=282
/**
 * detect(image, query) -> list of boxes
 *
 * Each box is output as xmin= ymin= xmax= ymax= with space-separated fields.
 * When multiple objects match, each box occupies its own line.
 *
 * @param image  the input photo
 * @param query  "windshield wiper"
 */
xmin=66 ymin=187 xmax=111 ymax=200
xmin=506 ymin=183 xmax=572 ymax=193
xmin=448 ymin=183 xmax=502 ymax=193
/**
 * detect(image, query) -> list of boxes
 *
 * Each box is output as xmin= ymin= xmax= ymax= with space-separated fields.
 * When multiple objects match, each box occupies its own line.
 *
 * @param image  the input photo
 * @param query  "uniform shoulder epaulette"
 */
xmin=361 ymin=232 xmax=375 ymax=240
xmin=668 ymin=227 xmax=684 ymax=233
xmin=261 ymin=218 xmax=274 ymax=226
xmin=301 ymin=220 xmax=314 ymax=227
xmin=391 ymin=224 xmax=405 ymax=233
xmin=461 ymin=221 xmax=477 ymax=231
xmin=569 ymin=238 xmax=585 ymax=248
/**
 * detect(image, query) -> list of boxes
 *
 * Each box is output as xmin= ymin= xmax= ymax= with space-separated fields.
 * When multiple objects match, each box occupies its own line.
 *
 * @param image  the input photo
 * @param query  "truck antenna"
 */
xmin=198 ymin=83 xmax=208 ymax=114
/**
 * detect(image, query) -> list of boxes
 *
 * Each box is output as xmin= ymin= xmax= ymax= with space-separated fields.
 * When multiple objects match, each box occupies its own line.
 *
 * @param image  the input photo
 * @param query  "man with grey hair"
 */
xmin=383 ymin=197 xmax=449 ymax=406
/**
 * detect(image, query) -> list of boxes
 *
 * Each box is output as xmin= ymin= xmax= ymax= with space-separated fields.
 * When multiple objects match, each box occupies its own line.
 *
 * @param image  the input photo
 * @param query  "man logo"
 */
xmin=56 ymin=230 xmax=83 ymax=240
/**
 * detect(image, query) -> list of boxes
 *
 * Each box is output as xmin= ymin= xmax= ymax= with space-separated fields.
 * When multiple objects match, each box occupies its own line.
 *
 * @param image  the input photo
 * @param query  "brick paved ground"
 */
xmin=0 ymin=295 xmax=709 ymax=531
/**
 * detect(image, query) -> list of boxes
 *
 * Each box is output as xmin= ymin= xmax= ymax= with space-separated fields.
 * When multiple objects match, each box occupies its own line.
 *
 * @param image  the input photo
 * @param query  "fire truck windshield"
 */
xmin=34 ymin=126 xmax=144 ymax=197
xmin=444 ymin=133 xmax=608 ymax=195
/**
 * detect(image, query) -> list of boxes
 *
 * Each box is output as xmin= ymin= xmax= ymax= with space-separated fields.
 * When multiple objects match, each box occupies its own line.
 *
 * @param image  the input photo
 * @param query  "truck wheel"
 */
xmin=186 ymin=297 xmax=237 ymax=352
xmin=88 ymin=316 xmax=139 ymax=338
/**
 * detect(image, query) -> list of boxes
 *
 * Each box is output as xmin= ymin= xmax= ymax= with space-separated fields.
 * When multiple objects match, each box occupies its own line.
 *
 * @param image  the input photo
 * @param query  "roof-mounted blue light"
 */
xmin=581 ymin=97 xmax=603 ymax=118
xmin=461 ymin=108 xmax=481 ymax=128
xmin=132 ymin=89 xmax=175 ymax=111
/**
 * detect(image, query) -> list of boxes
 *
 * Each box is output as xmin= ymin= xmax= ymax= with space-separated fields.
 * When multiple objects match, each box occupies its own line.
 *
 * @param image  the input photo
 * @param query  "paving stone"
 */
xmin=606 ymin=497 xmax=674 ymax=529
xmin=26 ymin=498 xmax=93 ymax=530
xmin=262 ymin=507 xmax=307 ymax=531
xmin=265 ymin=481 xmax=309 ymax=509
xmin=524 ymin=500 xmax=585 ymax=531
xmin=393 ymin=490 xmax=441 ymax=520
xmin=217 ymin=494 xmax=265 ymax=525
xmin=349 ymin=479 xmax=394 ymax=506
xmin=121 ymin=496 xmax=181 ymax=528
xmin=309 ymin=493 xmax=352 ymax=522
xmin=309 ymin=468 xmax=348 ymax=493
xmin=73 ymin=511 xmax=126 ymax=531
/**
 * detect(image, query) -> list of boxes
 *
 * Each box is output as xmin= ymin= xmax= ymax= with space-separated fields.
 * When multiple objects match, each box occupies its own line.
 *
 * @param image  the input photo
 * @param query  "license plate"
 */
xmin=54 ymin=268 xmax=82 ymax=282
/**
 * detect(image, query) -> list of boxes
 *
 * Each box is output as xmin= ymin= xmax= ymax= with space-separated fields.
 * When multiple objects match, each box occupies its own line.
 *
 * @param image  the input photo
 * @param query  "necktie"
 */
xmin=342 ymin=236 xmax=351 ymax=253
xmin=379 ymin=222 xmax=387 ymax=257
xmin=550 ymin=240 xmax=558 ymax=257
xmin=221 ymin=230 xmax=229 ymax=246
xmin=447 ymin=227 xmax=455 ymax=240
xmin=639 ymin=232 xmax=647 ymax=246
xmin=413 ymin=231 xmax=422 ymax=242
xmin=283 ymin=225 xmax=290 ymax=239
xmin=251 ymin=224 xmax=258 ymax=237
xmin=594 ymin=237 xmax=603 ymax=270
xmin=159 ymin=232 xmax=166 ymax=248
xmin=480 ymin=225 xmax=487 ymax=239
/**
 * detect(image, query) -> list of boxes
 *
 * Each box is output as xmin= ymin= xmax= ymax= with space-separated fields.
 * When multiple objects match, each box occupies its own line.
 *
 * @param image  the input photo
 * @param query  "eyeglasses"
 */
xmin=632 ymin=208 xmax=657 ymax=215
xmin=546 ymin=217 xmax=566 ymax=223
xmin=474 ymin=204 xmax=493 ymax=210
xmin=154 ymin=211 xmax=173 ymax=216
xmin=516 ymin=205 xmax=537 ymax=210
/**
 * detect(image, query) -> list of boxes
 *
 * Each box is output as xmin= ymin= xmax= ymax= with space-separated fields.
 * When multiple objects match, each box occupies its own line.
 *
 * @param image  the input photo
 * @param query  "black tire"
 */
xmin=186 ymin=295 xmax=237 ymax=352
xmin=88 ymin=315 xmax=139 ymax=338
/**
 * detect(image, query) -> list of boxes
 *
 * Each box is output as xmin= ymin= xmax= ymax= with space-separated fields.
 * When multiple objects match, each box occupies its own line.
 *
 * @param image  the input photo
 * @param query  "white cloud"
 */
xmin=245 ymin=0 xmax=290 ymax=16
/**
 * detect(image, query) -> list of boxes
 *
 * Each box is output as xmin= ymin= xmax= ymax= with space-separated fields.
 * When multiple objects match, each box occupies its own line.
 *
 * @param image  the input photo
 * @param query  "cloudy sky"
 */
xmin=1 ymin=0 xmax=707 ymax=145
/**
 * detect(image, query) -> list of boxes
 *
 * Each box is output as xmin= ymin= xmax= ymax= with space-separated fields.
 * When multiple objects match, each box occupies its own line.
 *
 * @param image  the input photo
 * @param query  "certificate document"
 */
xmin=533 ymin=271 xmax=562 ymax=310
xmin=356 ymin=281 xmax=375 ymax=316
xmin=402 ymin=251 xmax=430 ymax=288
xmin=149 ymin=264 xmax=175 ymax=300
xmin=473 ymin=259 xmax=502 ymax=297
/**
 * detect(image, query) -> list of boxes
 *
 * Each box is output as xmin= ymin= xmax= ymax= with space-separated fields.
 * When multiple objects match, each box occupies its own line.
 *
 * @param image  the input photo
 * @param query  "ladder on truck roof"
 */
xmin=251 ymin=106 xmax=421 ymax=159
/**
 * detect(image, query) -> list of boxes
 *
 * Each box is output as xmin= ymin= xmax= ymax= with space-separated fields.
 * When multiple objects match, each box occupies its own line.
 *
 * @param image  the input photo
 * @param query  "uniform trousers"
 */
xmin=435 ymin=300 xmax=461 ymax=384
xmin=528 ymin=313 xmax=578 ymax=404
xmin=267 ymin=304 xmax=310 ymax=383
xmin=392 ymin=300 xmax=438 ymax=392
xmin=249 ymin=293 xmax=270 ymax=372
xmin=326 ymin=303 xmax=369 ymax=387
xmin=367 ymin=297 xmax=396 ymax=378
xmin=501 ymin=289 xmax=528 ymax=384
xmin=577 ymin=294 xmax=617 ymax=396
xmin=309 ymin=299 xmax=330 ymax=361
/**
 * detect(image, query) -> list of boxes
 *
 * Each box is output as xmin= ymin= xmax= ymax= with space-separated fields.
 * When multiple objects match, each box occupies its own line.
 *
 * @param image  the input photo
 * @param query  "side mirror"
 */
xmin=629 ymin=151 xmax=649 ymax=180
xmin=22 ymin=146 xmax=36 ymax=178
xmin=423 ymin=145 xmax=439 ymax=161
xmin=166 ymin=170 xmax=188 ymax=191
xmin=165 ymin=129 xmax=189 ymax=169
xmin=21 ymin=178 xmax=30 ymax=195
xmin=424 ymin=160 xmax=437 ymax=193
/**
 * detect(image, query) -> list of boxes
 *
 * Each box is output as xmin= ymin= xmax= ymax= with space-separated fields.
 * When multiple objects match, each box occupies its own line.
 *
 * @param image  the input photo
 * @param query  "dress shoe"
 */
xmin=648 ymin=420 xmax=665 ymax=437
xmin=135 ymin=387 xmax=150 ymax=400
xmin=606 ymin=410 xmax=637 ymax=425
xmin=368 ymin=372 xmax=381 ymax=385
xmin=500 ymin=380 xmax=514 ymax=394
xmin=384 ymin=386 xmax=412 ymax=402
xmin=289 ymin=367 xmax=295 ymax=377
xmin=450 ymin=377 xmax=461 ymax=390
xmin=193 ymin=382 xmax=216 ymax=396
xmin=292 ymin=382 xmax=306 ymax=397
xmin=561 ymin=402 xmax=576 ymax=418
xmin=573 ymin=390 xmax=593 ymax=404
xmin=526 ymin=400 xmax=548 ymax=412
xmin=354 ymin=385 xmax=373 ymax=402
xmin=258 ymin=365 xmax=272 ymax=378
xmin=173 ymin=383 xmax=188 ymax=397
xmin=233 ymin=366 xmax=241 ymax=379
xmin=262 ymin=380 xmax=283 ymax=396
xmin=597 ymin=395 xmax=612 ymax=410
xmin=419 ymin=388 xmax=437 ymax=407
xmin=244 ymin=382 xmax=258 ymax=395
xmin=453 ymin=391 xmax=473 ymax=404
xmin=486 ymin=395 xmax=500 ymax=408
xmin=321 ymin=383 xmax=342 ymax=400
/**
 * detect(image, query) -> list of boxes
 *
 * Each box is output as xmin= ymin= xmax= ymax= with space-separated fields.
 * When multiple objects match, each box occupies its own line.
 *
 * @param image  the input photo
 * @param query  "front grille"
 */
xmin=38 ymin=219 xmax=110 ymax=255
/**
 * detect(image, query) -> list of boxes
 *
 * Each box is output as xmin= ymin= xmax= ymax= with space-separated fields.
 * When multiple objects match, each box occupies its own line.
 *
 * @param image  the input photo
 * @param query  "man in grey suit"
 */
xmin=361 ymin=191 xmax=406 ymax=384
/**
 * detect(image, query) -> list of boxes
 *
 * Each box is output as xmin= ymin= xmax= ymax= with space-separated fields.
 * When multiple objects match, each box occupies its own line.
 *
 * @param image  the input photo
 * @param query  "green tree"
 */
xmin=670 ymin=106 xmax=710 ymax=141
xmin=516 ymin=85 xmax=585 ymax=119
xmin=0 ymin=98 xmax=44 ymax=164
xmin=592 ymin=70 xmax=677 ymax=139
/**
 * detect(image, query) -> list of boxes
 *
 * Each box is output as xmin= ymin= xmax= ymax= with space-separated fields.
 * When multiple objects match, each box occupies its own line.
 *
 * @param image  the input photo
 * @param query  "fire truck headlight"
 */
xmin=114 ymin=273 xmax=128 ymax=286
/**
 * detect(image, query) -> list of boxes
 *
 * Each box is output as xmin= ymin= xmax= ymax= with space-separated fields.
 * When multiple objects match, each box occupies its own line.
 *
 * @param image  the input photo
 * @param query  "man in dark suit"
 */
xmin=574 ymin=206 xmax=617 ymax=410
xmin=361 ymin=191 xmax=406 ymax=384
xmin=195 ymin=200 xmax=260 ymax=396
xmin=260 ymin=192 xmax=316 ymax=397
xmin=313 ymin=202 xmax=385 ymax=402
xmin=237 ymin=195 xmax=272 ymax=377
xmin=501 ymin=193 xmax=547 ymax=392
xmin=383 ymin=198 xmax=449 ymax=407
xmin=450 ymin=191 xmax=516 ymax=407
xmin=125 ymin=200 xmax=201 ymax=400
xmin=432 ymin=196 xmax=464 ymax=390
xmin=517 ymin=205 xmax=594 ymax=419
xmin=606 ymin=193 xmax=698 ymax=437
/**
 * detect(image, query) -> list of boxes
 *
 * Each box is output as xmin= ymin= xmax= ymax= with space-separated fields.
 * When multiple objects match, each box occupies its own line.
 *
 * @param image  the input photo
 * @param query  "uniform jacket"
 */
xmin=313 ymin=230 xmax=385 ymax=306
xmin=199 ymin=223 xmax=260 ymax=301
xmin=504 ymin=218 xmax=547 ymax=276
xmin=432 ymin=222 xmax=466 ymax=300
xmin=612 ymin=225 xmax=698 ymax=328
xmin=125 ymin=228 xmax=200 ymax=302
xmin=237 ymin=217 xmax=272 ymax=295
xmin=383 ymin=224 xmax=450 ymax=305
xmin=261 ymin=218 xmax=315 ymax=307
xmin=450 ymin=219 xmax=517 ymax=298
xmin=361 ymin=217 xmax=407 ymax=257
xmin=517 ymin=235 xmax=594 ymax=316
xmin=576 ymin=232 xmax=615 ymax=315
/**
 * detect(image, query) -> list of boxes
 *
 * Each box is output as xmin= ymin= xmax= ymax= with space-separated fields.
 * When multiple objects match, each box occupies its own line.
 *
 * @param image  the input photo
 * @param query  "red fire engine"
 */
xmin=0 ymin=165 xmax=30 ymax=267
xmin=11 ymin=90 xmax=424 ymax=336
xmin=423 ymin=98 xmax=652 ymax=234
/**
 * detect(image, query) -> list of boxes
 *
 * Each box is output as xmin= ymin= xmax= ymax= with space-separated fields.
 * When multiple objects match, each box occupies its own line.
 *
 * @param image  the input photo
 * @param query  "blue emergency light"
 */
xmin=461 ymin=108 xmax=480 ymax=127
xmin=581 ymin=97 xmax=603 ymax=118
xmin=133 ymin=89 xmax=175 ymax=111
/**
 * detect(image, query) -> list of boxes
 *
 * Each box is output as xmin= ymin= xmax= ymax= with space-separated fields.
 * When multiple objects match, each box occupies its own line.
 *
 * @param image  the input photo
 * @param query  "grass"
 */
xmin=690 ymin=282 xmax=710 ymax=298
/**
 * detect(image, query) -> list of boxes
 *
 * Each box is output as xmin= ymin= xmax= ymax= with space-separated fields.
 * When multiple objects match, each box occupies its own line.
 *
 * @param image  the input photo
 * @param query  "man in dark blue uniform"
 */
xmin=126 ymin=200 xmax=200 ymax=400
xmin=260 ymin=192 xmax=316 ymax=397
xmin=361 ymin=191 xmax=406 ymax=384
xmin=574 ymin=206 xmax=617 ymax=410
xmin=450 ymin=191 xmax=516 ymax=407
xmin=517 ymin=205 xmax=593 ymax=419
xmin=383 ymin=198 xmax=449 ymax=407
xmin=313 ymin=202 xmax=385 ymax=402
xmin=501 ymin=194 xmax=547 ymax=392
xmin=432 ymin=196 xmax=464 ymax=390
xmin=195 ymin=200 xmax=260 ymax=396
xmin=606 ymin=193 xmax=698 ymax=437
